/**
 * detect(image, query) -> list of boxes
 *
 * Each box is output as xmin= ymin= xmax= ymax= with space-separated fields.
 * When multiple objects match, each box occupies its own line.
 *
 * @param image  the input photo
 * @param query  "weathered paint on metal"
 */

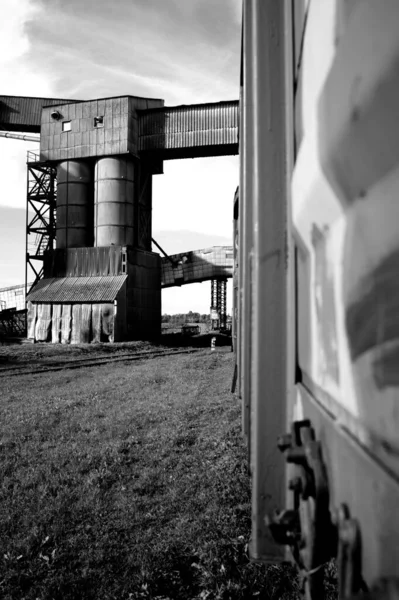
xmin=56 ymin=161 xmax=92 ymax=249
xmin=35 ymin=303 xmax=52 ymax=341
xmin=0 ymin=95 xmax=80 ymax=133
xmin=291 ymin=0 xmax=399 ymax=584
xmin=240 ymin=0 xmax=254 ymax=449
xmin=94 ymin=157 xmax=135 ymax=247
xmin=39 ymin=96 xmax=164 ymax=162
xmin=51 ymin=304 xmax=62 ymax=343
xmin=1 ymin=94 xmax=238 ymax=159
xmin=232 ymin=188 xmax=239 ymax=356
xmin=139 ymin=100 xmax=239 ymax=158
xmin=297 ymin=382 xmax=399 ymax=583
xmin=27 ymin=275 xmax=127 ymax=303
xmin=44 ymin=246 xmax=125 ymax=278
xmin=319 ymin=0 xmax=399 ymax=207
xmin=246 ymin=0 xmax=295 ymax=563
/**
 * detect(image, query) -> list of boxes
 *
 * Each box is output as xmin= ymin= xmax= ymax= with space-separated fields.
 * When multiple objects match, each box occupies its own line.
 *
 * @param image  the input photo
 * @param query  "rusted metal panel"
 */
xmin=27 ymin=275 xmax=127 ymax=303
xmin=139 ymin=100 xmax=239 ymax=157
xmin=0 ymin=95 xmax=80 ymax=133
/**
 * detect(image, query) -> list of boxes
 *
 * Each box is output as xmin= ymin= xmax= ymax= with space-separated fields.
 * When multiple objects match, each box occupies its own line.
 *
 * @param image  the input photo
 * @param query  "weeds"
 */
xmin=0 ymin=347 xmax=319 ymax=599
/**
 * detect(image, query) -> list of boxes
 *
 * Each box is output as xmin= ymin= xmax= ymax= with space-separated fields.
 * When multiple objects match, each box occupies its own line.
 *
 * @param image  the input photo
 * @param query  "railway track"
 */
xmin=0 ymin=347 xmax=205 ymax=378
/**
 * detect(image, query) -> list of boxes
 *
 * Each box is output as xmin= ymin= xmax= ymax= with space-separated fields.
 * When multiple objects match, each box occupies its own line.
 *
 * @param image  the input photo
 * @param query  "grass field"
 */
xmin=0 ymin=344 xmax=305 ymax=599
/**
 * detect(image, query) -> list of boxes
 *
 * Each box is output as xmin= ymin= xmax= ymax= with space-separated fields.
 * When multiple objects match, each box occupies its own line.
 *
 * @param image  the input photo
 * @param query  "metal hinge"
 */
xmin=266 ymin=419 xmax=337 ymax=599
xmin=266 ymin=419 xmax=399 ymax=600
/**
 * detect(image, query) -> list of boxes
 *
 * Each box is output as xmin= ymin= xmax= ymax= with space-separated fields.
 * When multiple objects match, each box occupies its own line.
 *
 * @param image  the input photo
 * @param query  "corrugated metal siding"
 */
xmin=139 ymin=101 xmax=239 ymax=154
xmin=0 ymin=96 xmax=81 ymax=133
xmin=27 ymin=275 xmax=127 ymax=303
xmin=44 ymin=246 xmax=124 ymax=278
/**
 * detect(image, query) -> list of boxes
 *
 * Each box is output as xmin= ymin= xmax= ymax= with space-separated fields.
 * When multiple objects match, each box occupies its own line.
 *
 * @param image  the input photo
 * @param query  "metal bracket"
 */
xmin=267 ymin=420 xmax=399 ymax=600
xmin=267 ymin=419 xmax=337 ymax=599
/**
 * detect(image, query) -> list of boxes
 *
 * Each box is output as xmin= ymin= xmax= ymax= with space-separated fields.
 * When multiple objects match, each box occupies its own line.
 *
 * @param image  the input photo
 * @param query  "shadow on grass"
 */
xmin=157 ymin=332 xmax=233 ymax=349
xmin=0 ymin=350 xmax=337 ymax=600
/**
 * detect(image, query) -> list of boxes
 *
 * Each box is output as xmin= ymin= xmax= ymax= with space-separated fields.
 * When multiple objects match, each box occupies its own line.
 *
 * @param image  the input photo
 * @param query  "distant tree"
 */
xmin=163 ymin=312 xmax=212 ymax=327
xmin=186 ymin=311 xmax=200 ymax=323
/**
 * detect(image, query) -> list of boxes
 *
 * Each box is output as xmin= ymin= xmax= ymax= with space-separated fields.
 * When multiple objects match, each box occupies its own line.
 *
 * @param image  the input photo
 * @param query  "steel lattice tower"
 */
xmin=210 ymin=278 xmax=227 ymax=330
xmin=26 ymin=151 xmax=57 ymax=293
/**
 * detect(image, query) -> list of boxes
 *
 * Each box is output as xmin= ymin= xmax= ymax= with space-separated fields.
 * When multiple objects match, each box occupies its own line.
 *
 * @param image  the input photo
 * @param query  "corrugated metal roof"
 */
xmin=0 ymin=96 xmax=81 ymax=133
xmin=27 ymin=276 xmax=127 ymax=303
xmin=139 ymin=100 xmax=239 ymax=157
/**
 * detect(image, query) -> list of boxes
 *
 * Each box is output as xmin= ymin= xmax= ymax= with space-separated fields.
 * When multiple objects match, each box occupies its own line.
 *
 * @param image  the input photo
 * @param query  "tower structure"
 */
xmin=210 ymin=278 xmax=227 ymax=330
xmin=26 ymin=153 xmax=56 ymax=289
xmin=27 ymin=95 xmax=163 ymax=343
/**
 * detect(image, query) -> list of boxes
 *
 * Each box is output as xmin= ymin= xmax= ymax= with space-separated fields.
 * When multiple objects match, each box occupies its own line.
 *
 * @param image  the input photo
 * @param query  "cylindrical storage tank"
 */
xmin=56 ymin=161 xmax=92 ymax=249
xmin=94 ymin=157 xmax=135 ymax=247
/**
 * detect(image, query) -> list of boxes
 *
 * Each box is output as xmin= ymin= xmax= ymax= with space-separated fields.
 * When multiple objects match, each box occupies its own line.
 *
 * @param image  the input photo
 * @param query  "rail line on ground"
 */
xmin=0 ymin=347 xmax=205 ymax=378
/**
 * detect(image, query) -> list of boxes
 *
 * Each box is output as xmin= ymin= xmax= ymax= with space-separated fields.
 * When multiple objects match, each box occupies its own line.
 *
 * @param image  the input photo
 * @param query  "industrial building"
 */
xmin=0 ymin=94 xmax=238 ymax=343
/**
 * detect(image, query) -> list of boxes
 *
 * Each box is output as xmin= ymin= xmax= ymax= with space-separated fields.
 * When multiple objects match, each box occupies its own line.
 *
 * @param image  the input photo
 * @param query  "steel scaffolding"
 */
xmin=210 ymin=278 xmax=227 ymax=330
xmin=26 ymin=151 xmax=57 ymax=292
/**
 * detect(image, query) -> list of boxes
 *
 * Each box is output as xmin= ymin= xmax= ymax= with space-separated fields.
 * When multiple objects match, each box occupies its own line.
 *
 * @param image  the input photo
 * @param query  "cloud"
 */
xmin=25 ymin=0 xmax=240 ymax=103
xmin=152 ymin=230 xmax=232 ymax=256
xmin=0 ymin=0 xmax=53 ymax=97
xmin=152 ymin=156 xmax=238 ymax=239
xmin=0 ymin=0 xmax=241 ymax=314
xmin=0 ymin=0 xmax=54 ymax=211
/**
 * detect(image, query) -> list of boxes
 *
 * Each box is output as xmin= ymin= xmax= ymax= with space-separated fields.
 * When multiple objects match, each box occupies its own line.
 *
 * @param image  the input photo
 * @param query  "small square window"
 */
xmin=94 ymin=116 xmax=104 ymax=128
xmin=62 ymin=121 xmax=71 ymax=132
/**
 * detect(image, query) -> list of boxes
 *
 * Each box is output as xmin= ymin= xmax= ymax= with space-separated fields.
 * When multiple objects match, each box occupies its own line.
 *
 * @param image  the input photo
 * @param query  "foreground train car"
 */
xmin=236 ymin=1 xmax=399 ymax=598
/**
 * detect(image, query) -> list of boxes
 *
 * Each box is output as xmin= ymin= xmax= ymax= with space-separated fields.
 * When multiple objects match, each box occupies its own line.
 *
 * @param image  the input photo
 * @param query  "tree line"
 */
xmin=161 ymin=311 xmax=210 ymax=326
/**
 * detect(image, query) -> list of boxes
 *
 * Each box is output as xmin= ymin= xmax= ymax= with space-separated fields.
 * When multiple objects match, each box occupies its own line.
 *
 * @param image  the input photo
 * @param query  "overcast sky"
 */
xmin=0 ymin=0 xmax=240 ymax=314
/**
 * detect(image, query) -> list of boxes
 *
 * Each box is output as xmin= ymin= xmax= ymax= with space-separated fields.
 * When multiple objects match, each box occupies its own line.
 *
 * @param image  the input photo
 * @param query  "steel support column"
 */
xmin=210 ymin=278 xmax=227 ymax=330
xmin=26 ymin=152 xmax=56 ymax=292
xmin=246 ymin=0 xmax=295 ymax=563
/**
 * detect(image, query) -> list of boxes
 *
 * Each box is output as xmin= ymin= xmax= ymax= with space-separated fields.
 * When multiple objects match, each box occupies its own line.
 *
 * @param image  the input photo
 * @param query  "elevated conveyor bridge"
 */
xmin=0 ymin=94 xmax=237 ymax=341
xmin=161 ymin=246 xmax=233 ymax=288
xmin=0 ymin=95 xmax=238 ymax=159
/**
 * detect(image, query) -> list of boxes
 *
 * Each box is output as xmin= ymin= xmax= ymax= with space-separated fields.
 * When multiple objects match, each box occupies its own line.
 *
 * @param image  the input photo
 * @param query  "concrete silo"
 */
xmin=27 ymin=95 xmax=163 ymax=343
